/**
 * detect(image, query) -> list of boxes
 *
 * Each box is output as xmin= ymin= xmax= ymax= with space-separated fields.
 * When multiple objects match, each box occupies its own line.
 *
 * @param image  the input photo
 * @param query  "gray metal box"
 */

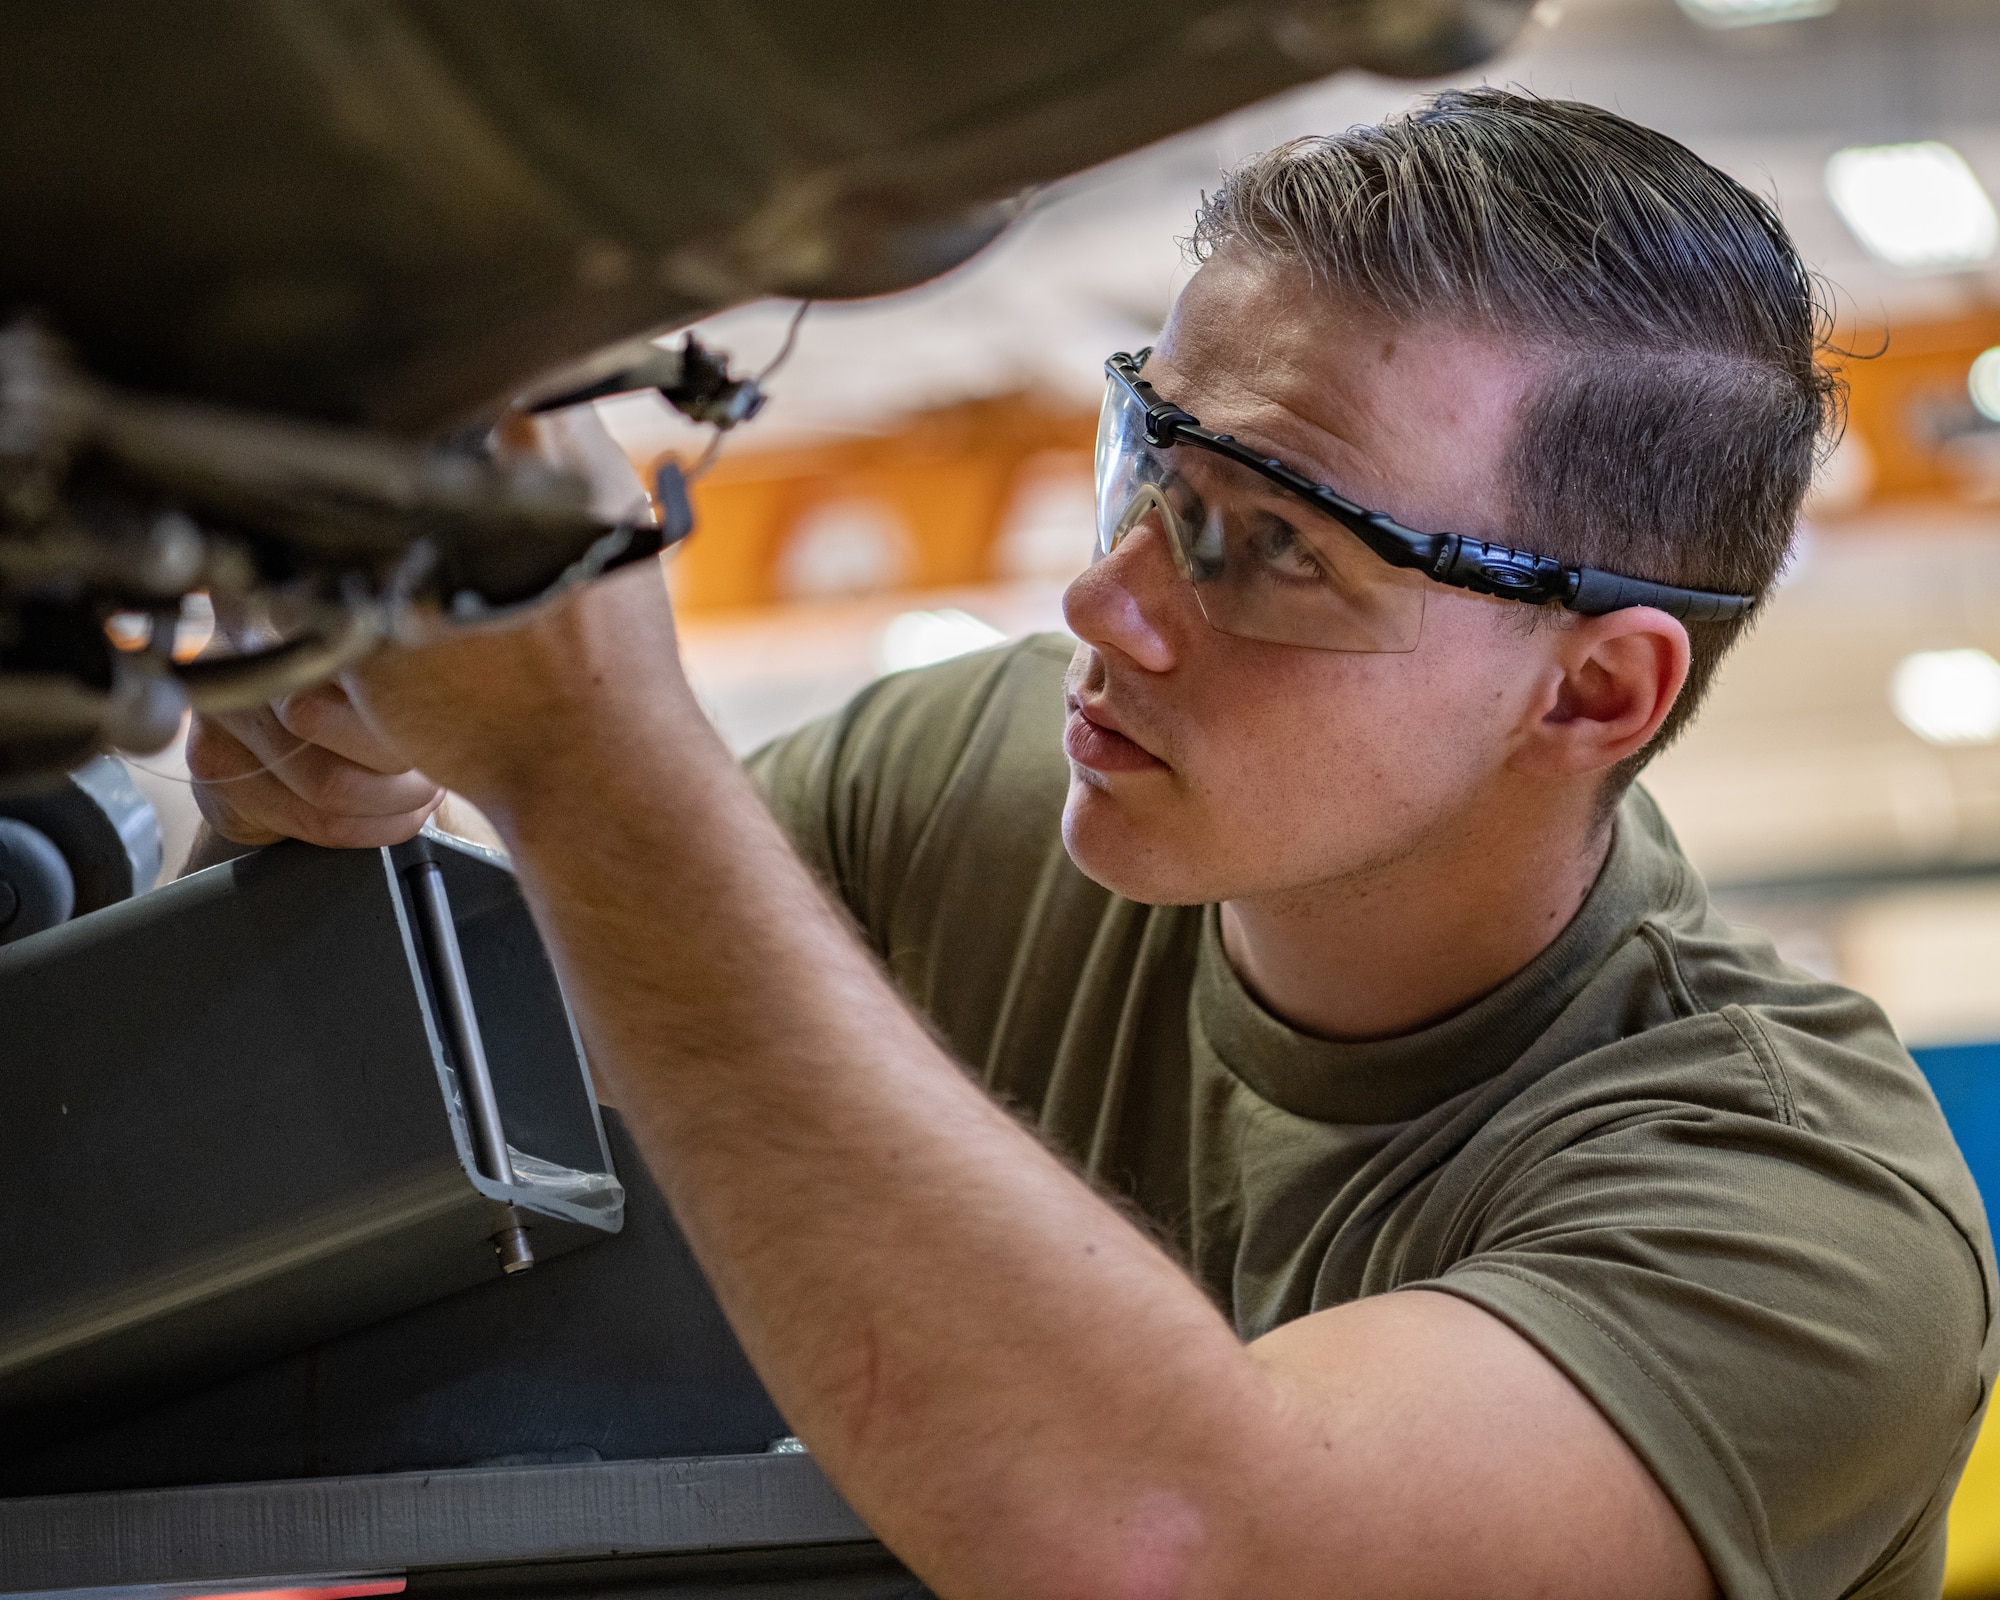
xmin=0 ymin=831 xmax=621 ymax=1448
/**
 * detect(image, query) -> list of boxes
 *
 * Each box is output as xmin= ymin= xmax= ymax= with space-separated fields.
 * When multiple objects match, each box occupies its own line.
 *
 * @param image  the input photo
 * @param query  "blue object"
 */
xmin=1913 ymin=1041 xmax=2000 ymax=1209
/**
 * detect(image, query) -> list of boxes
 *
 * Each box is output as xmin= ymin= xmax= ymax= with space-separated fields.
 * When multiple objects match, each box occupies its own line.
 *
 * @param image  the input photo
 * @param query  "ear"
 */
xmin=1510 ymin=607 xmax=1691 ymax=779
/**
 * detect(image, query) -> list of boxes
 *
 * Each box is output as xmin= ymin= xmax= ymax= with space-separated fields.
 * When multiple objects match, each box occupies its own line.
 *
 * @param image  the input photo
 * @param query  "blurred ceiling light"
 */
xmin=778 ymin=500 xmax=912 ymax=600
xmin=1891 ymin=649 xmax=2000 ymax=745
xmin=1971 ymin=347 xmax=2000 ymax=423
xmin=1825 ymin=143 xmax=2000 ymax=271
xmin=878 ymin=609 xmax=1006 ymax=675
xmin=104 ymin=590 xmax=215 ymax=662
xmin=1676 ymin=0 xmax=1835 ymax=26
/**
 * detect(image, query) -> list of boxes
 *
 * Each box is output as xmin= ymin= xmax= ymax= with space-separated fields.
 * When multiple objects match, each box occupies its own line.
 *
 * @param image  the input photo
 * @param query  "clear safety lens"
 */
xmin=1093 ymin=377 xmax=1426 ymax=653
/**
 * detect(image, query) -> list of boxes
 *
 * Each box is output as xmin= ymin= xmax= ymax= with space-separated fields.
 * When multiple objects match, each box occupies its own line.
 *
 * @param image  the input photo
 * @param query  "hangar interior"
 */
xmin=9 ymin=0 xmax=2000 ymax=1594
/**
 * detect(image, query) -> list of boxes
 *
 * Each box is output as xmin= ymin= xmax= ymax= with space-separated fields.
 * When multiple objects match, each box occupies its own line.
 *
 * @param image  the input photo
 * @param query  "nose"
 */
xmin=1061 ymin=514 xmax=1187 ymax=675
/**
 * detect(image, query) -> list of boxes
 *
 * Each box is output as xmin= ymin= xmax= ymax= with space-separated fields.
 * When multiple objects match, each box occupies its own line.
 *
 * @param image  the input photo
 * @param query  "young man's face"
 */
xmin=1060 ymin=251 xmax=1558 ymax=906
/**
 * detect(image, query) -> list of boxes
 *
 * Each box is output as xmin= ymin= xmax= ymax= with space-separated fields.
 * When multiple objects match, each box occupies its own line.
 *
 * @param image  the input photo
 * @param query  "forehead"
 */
xmin=1147 ymin=251 xmax=1533 ymax=538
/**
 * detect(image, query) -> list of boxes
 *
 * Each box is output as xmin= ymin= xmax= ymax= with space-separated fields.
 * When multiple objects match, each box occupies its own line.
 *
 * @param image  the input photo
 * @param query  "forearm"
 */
xmin=340 ymin=570 xmax=1716 ymax=1600
xmin=482 ymin=710 xmax=1281 ymax=1598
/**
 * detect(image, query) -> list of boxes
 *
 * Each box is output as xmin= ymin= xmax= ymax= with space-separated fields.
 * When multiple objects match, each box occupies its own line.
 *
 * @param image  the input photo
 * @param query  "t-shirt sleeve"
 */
xmin=1424 ymin=1045 xmax=1991 ymax=1600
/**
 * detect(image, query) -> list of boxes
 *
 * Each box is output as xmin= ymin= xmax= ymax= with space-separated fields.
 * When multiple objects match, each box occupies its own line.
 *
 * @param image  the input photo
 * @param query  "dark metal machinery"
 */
xmin=0 ymin=837 xmax=897 ymax=1592
xmin=0 ymin=831 xmax=624 ymax=1453
xmin=0 ymin=755 xmax=160 ymax=942
xmin=0 ymin=0 xmax=1535 ymax=785
xmin=1 ymin=0 xmax=1535 ymax=432
xmin=0 ymin=2 xmax=1538 ymax=1592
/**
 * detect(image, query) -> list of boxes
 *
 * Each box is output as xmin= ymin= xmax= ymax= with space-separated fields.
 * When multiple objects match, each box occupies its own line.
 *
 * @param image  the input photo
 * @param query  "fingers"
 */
xmin=186 ymin=705 xmax=444 ymax=850
xmin=216 ymin=701 xmax=444 ymax=818
xmin=186 ymin=716 xmax=288 ymax=846
xmin=270 ymin=681 xmax=415 ymax=775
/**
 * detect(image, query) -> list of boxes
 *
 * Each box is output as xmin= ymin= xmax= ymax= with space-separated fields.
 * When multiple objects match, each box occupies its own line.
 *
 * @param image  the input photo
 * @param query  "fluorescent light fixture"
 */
xmin=1891 ymin=648 xmax=2000 ymax=745
xmin=1971 ymin=347 xmax=2000 ymax=423
xmin=877 ymin=609 xmax=1006 ymax=675
xmin=1825 ymin=143 xmax=2000 ymax=270
xmin=1676 ymin=0 xmax=1835 ymax=26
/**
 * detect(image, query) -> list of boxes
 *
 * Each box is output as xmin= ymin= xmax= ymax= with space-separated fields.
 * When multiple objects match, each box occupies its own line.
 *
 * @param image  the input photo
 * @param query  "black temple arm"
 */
xmin=1567 ymin=567 xmax=1754 ymax=623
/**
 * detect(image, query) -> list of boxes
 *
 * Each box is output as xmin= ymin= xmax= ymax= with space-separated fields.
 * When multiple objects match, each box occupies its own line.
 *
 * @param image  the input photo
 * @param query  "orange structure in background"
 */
xmin=1832 ymin=314 xmax=2000 ymax=508
xmin=646 ymin=312 xmax=2000 ymax=617
xmin=656 ymin=392 xmax=1094 ymax=614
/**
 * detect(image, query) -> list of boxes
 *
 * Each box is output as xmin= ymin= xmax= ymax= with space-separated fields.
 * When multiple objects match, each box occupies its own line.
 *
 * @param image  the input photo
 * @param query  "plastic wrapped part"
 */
xmin=507 ymin=1146 xmax=627 ymax=1227
xmin=421 ymin=1028 xmax=628 ymax=1229
xmin=0 ymin=830 xmax=620 ymax=1451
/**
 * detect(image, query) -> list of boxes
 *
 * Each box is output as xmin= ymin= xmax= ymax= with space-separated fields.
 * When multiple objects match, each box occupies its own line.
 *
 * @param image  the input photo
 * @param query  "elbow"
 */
xmin=1028 ymin=1489 xmax=1209 ymax=1600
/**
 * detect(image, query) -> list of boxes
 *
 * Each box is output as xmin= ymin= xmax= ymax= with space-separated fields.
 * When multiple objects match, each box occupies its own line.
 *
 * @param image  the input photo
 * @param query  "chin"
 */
xmin=1060 ymin=771 xmax=1216 ymax=907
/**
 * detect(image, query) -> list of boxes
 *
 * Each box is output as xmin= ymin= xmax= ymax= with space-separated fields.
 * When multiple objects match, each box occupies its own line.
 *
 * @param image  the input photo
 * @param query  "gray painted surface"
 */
xmin=0 ymin=1452 xmax=871 ymax=1591
xmin=0 ymin=835 xmax=619 ymax=1452
xmin=0 ymin=1109 xmax=784 ymax=1498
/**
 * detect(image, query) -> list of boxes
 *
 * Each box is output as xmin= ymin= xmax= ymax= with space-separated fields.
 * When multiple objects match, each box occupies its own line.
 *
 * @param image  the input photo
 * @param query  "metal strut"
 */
xmin=405 ymin=857 xmax=535 ymax=1275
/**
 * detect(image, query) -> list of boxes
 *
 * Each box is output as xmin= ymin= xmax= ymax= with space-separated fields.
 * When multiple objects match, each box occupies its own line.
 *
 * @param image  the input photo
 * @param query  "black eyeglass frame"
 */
xmin=1105 ymin=351 xmax=1754 ymax=625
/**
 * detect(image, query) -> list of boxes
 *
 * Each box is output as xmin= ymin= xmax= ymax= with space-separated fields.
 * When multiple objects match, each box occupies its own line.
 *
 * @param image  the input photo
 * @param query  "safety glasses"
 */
xmin=1095 ymin=351 xmax=1755 ymax=654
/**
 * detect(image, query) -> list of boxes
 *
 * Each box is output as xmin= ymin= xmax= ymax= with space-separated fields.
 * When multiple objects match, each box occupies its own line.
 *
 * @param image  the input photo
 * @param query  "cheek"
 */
xmin=1189 ymin=664 xmax=1411 ymax=823
xmin=1059 ymin=619 xmax=1531 ymax=901
xmin=1172 ymin=643 xmax=1514 ymax=872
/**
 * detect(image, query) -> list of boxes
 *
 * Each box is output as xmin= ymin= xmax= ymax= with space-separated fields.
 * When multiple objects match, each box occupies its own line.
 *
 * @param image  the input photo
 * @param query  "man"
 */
xmin=188 ymin=92 xmax=1994 ymax=1599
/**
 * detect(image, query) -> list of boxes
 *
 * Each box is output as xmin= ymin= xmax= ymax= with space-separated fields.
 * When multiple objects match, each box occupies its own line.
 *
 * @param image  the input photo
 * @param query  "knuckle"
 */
xmin=192 ymin=778 xmax=281 ymax=846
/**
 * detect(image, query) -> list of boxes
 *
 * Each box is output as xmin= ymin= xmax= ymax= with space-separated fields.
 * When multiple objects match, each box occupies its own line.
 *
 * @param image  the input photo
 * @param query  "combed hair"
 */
xmin=1191 ymin=88 xmax=1841 ymax=793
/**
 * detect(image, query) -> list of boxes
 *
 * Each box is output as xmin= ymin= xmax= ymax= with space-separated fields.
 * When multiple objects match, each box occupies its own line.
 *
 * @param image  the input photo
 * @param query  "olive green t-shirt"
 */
xmin=748 ymin=634 xmax=1997 ymax=1600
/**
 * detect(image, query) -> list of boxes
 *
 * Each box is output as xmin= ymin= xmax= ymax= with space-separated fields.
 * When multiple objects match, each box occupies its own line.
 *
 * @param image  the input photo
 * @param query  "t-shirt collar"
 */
xmin=1191 ymin=797 xmax=1688 ymax=1124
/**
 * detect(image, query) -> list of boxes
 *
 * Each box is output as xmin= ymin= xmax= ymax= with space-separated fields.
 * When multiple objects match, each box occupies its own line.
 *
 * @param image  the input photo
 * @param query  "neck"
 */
xmin=1218 ymin=793 xmax=1614 ymax=1043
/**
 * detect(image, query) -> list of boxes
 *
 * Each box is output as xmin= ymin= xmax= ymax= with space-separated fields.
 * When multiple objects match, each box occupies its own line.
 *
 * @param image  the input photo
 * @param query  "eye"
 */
xmin=1243 ymin=511 xmax=1326 ymax=583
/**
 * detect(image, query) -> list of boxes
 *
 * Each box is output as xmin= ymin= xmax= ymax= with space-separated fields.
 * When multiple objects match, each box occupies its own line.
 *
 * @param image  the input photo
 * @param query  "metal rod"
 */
xmin=406 ymin=858 xmax=534 ymax=1274
xmin=407 ymin=860 xmax=514 ymax=1184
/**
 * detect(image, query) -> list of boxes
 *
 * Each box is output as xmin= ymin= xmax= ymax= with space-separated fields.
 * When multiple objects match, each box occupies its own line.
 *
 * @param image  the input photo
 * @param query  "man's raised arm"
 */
xmin=294 ymin=559 xmax=1715 ymax=1600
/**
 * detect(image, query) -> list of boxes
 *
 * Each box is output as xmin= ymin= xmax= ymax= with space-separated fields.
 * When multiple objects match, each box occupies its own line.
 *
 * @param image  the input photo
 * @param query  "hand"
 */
xmin=342 ymin=557 xmax=706 ymax=819
xmin=187 ymin=680 xmax=444 ymax=848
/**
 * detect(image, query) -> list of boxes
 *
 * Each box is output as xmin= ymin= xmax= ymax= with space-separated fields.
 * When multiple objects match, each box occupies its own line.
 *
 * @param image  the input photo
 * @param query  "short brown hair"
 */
xmin=1191 ymin=88 xmax=1839 ymax=791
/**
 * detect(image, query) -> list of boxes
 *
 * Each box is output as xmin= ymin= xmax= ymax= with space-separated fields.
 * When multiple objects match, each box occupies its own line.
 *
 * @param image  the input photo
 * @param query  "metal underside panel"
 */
xmin=0 ymin=0 xmax=1535 ymax=432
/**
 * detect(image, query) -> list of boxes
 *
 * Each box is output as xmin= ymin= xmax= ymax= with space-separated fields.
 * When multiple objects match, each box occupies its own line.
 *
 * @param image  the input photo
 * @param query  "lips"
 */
xmin=1064 ymin=695 xmax=1167 ymax=774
